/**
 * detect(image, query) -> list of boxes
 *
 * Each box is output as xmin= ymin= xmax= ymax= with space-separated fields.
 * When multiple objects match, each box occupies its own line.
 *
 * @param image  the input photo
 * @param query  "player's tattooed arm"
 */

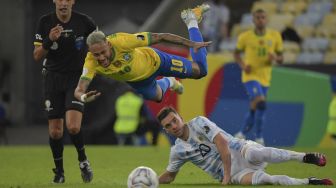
xmin=74 ymin=79 xmax=101 ymax=103
xmin=151 ymin=33 xmax=211 ymax=52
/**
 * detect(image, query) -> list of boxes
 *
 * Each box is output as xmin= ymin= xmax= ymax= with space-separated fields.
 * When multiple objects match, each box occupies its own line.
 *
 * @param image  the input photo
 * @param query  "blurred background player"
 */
xmin=74 ymin=4 xmax=211 ymax=103
xmin=234 ymin=9 xmax=283 ymax=145
xmin=33 ymin=0 xmax=96 ymax=183
xmin=157 ymin=106 xmax=333 ymax=186
xmin=114 ymin=91 xmax=160 ymax=145
xmin=201 ymin=0 xmax=230 ymax=52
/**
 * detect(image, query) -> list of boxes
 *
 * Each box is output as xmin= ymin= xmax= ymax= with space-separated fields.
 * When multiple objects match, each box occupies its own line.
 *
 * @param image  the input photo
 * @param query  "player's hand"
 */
xmin=269 ymin=53 xmax=283 ymax=65
xmin=222 ymin=175 xmax=231 ymax=185
xmin=193 ymin=41 xmax=212 ymax=53
xmin=269 ymin=53 xmax=275 ymax=62
xmin=243 ymin=64 xmax=251 ymax=74
xmin=80 ymin=90 xmax=101 ymax=103
xmin=48 ymin=24 xmax=64 ymax=41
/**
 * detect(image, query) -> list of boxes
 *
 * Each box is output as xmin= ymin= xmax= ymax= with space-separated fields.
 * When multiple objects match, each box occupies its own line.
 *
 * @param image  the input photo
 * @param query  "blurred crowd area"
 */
xmin=0 ymin=0 xmax=336 ymax=145
xmin=221 ymin=0 xmax=336 ymax=65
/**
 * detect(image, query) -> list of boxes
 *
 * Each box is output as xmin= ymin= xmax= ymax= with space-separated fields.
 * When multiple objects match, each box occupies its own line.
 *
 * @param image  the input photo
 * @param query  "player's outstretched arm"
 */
xmin=74 ymin=79 xmax=101 ymax=103
xmin=159 ymin=171 xmax=178 ymax=184
xmin=151 ymin=33 xmax=211 ymax=53
xmin=214 ymin=133 xmax=231 ymax=185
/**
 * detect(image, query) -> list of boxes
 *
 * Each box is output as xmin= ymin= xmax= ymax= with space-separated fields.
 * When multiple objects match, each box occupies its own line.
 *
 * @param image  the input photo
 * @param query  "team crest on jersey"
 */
xmin=112 ymin=61 xmax=122 ymax=67
xmin=259 ymin=40 xmax=264 ymax=45
xmin=267 ymin=40 xmax=273 ymax=47
xmin=123 ymin=53 xmax=132 ymax=62
xmin=198 ymin=136 xmax=204 ymax=141
xmin=50 ymin=42 xmax=58 ymax=50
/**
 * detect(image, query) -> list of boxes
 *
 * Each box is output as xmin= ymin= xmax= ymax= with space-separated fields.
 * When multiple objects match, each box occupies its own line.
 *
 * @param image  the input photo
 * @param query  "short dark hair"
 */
xmin=253 ymin=8 xmax=266 ymax=16
xmin=157 ymin=106 xmax=178 ymax=122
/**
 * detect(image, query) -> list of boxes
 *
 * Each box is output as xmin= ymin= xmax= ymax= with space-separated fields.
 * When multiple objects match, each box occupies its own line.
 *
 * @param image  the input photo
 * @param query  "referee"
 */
xmin=33 ymin=0 xmax=96 ymax=183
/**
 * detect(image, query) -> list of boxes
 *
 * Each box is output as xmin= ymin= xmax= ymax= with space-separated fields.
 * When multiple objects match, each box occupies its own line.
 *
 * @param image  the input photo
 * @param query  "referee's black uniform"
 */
xmin=33 ymin=10 xmax=96 ymax=183
xmin=34 ymin=11 xmax=96 ymax=118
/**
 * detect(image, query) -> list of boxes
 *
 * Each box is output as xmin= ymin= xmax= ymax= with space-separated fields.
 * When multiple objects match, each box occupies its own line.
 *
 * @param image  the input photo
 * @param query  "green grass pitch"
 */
xmin=0 ymin=146 xmax=334 ymax=188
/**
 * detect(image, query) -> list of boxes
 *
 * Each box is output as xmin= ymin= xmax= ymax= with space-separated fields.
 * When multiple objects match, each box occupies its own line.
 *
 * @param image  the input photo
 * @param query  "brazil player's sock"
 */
xmin=69 ymin=130 xmax=87 ymax=162
xmin=49 ymin=137 xmax=64 ymax=172
xmin=245 ymin=146 xmax=305 ymax=163
xmin=188 ymin=27 xmax=207 ymax=77
xmin=157 ymin=77 xmax=171 ymax=96
xmin=241 ymin=109 xmax=255 ymax=134
xmin=253 ymin=171 xmax=308 ymax=185
xmin=255 ymin=101 xmax=266 ymax=139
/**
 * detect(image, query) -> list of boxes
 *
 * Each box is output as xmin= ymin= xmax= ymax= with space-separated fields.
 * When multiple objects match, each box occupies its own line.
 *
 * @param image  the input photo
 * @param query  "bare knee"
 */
xmin=49 ymin=119 xmax=63 ymax=139
xmin=191 ymin=63 xmax=207 ymax=79
xmin=66 ymin=122 xmax=81 ymax=134
xmin=240 ymin=172 xmax=254 ymax=185
xmin=65 ymin=110 xmax=82 ymax=134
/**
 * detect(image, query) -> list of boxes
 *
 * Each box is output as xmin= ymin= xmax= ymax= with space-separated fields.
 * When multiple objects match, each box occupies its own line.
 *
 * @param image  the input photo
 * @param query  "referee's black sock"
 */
xmin=49 ymin=137 xmax=64 ymax=172
xmin=69 ymin=130 xmax=87 ymax=162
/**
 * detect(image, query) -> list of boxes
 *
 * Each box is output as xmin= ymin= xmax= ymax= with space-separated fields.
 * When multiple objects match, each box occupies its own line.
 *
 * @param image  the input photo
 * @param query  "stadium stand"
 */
xmin=227 ymin=0 xmax=336 ymax=65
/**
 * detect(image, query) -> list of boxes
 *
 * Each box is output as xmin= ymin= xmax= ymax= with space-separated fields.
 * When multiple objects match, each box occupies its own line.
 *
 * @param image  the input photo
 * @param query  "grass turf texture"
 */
xmin=0 ymin=146 xmax=334 ymax=188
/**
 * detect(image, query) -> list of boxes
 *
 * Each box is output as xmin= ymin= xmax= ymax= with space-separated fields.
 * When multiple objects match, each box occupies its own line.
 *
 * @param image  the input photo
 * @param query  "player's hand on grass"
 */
xmin=222 ymin=175 xmax=231 ymax=185
xmin=80 ymin=90 xmax=101 ymax=103
xmin=193 ymin=41 xmax=212 ymax=53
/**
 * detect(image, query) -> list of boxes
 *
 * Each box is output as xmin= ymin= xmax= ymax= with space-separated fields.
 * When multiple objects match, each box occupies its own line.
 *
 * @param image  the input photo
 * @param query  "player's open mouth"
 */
xmin=59 ymin=8 xmax=67 ymax=12
xmin=99 ymin=60 xmax=109 ymax=67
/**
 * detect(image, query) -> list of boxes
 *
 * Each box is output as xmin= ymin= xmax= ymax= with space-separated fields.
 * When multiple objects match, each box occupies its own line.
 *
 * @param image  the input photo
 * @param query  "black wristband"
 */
xmin=42 ymin=38 xmax=53 ymax=50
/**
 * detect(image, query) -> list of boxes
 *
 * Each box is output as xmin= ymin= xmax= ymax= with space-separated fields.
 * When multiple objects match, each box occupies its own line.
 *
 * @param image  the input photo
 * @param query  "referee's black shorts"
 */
xmin=43 ymin=71 xmax=84 ymax=119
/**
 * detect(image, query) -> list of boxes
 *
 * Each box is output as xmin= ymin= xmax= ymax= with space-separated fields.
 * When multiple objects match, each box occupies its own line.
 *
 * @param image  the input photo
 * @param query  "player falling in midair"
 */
xmin=74 ymin=4 xmax=211 ymax=103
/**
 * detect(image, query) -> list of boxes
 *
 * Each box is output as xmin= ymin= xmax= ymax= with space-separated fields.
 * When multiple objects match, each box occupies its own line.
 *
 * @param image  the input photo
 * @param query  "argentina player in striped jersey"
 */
xmin=157 ymin=107 xmax=333 ymax=186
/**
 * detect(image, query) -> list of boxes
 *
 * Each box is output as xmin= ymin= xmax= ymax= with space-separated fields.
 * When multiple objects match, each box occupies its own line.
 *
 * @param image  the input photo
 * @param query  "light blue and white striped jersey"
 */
xmin=166 ymin=116 xmax=245 ymax=181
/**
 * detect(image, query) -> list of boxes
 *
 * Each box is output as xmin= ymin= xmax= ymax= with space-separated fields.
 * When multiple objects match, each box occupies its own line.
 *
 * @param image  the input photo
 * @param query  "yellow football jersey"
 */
xmin=236 ymin=28 xmax=283 ymax=86
xmin=81 ymin=32 xmax=161 ymax=82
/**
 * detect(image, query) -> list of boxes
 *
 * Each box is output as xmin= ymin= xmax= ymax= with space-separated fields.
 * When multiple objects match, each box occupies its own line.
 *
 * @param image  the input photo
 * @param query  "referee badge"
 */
xmin=50 ymin=42 xmax=58 ymax=50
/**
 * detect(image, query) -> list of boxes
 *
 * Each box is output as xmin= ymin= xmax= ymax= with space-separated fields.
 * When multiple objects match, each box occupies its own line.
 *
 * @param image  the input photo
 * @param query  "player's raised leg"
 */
xmin=181 ymin=4 xmax=210 ymax=78
xmin=157 ymin=77 xmax=184 ymax=95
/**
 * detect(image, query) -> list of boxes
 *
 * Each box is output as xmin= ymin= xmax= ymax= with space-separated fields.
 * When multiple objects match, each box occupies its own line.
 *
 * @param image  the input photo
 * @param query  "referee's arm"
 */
xmin=33 ymin=45 xmax=48 ymax=62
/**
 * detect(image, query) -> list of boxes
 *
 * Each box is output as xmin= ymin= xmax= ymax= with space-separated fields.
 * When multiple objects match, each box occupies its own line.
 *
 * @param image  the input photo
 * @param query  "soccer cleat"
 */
xmin=79 ymin=160 xmax=93 ymax=183
xmin=303 ymin=153 xmax=326 ymax=166
xmin=308 ymin=177 xmax=333 ymax=185
xmin=181 ymin=3 xmax=210 ymax=24
xmin=52 ymin=168 xmax=65 ymax=183
xmin=234 ymin=132 xmax=246 ymax=140
xmin=170 ymin=77 xmax=184 ymax=94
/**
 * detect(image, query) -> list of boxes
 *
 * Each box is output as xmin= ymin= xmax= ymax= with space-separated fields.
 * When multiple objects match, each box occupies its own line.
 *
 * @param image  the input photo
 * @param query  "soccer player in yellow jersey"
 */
xmin=74 ymin=4 xmax=211 ymax=103
xmin=234 ymin=9 xmax=283 ymax=145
